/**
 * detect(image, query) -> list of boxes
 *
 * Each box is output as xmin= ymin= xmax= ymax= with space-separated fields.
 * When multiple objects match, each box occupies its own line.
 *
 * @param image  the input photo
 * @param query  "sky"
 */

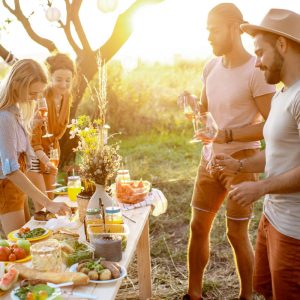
xmin=0 ymin=0 xmax=299 ymax=69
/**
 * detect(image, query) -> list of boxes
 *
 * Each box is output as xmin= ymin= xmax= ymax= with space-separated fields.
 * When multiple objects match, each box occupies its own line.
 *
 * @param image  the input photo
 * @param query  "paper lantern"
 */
xmin=97 ymin=0 xmax=119 ymax=13
xmin=45 ymin=6 xmax=61 ymax=22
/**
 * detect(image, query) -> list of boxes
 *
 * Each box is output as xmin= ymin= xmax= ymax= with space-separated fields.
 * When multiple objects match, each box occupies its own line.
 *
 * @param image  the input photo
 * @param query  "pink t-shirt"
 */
xmin=203 ymin=56 xmax=275 ymax=156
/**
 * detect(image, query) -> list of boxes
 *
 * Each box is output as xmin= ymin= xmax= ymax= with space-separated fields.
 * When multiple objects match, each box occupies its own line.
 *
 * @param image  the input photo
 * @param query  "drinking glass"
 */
xmin=182 ymin=94 xmax=199 ymax=132
xmin=37 ymin=98 xmax=53 ymax=138
xmin=67 ymin=176 xmax=82 ymax=201
xmin=49 ymin=148 xmax=61 ymax=187
xmin=190 ymin=112 xmax=218 ymax=144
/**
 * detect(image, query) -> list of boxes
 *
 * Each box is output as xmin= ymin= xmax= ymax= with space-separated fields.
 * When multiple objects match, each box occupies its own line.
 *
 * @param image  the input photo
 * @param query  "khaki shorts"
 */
xmin=191 ymin=148 xmax=259 ymax=220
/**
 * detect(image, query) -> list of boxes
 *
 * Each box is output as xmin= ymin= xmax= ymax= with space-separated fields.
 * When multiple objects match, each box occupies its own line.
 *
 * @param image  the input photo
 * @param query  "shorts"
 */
xmin=254 ymin=215 xmax=300 ymax=299
xmin=0 ymin=178 xmax=26 ymax=214
xmin=191 ymin=148 xmax=259 ymax=220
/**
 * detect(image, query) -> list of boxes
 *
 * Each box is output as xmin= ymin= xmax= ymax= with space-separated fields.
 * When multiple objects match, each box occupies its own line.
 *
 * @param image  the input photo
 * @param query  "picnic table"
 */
xmin=3 ymin=196 xmax=153 ymax=300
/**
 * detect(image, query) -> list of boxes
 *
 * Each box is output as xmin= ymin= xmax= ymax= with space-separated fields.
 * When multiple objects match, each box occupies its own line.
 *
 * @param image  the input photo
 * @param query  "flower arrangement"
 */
xmin=69 ymin=52 xmax=122 ymax=188
xmin=69 ymin=115 xmax=122 ymax=186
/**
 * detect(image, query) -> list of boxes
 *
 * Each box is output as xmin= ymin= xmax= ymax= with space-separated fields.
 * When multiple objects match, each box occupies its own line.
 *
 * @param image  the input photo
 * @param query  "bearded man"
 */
xmin=183 ymin=3 xmax=275 ymax=300
xmin=213 ymin=8 xmax=300 ymax=299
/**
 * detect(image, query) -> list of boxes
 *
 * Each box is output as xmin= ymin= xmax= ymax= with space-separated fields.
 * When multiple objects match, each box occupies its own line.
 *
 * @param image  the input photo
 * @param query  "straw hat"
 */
xmin=241 ymin=9 xmax=300 ymax=44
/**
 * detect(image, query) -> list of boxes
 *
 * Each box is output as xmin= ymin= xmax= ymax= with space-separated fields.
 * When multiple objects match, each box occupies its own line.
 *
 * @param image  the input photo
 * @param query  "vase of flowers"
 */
xmin=69 ymin=116 xmax=122 ymax=209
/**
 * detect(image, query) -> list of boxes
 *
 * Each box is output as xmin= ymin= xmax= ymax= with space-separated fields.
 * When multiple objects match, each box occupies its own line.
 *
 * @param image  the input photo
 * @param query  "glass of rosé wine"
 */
xmin=190 ymin=112 xmax=218 ymax=144
xmin=37 ymin=98 xmax=53 ymax=138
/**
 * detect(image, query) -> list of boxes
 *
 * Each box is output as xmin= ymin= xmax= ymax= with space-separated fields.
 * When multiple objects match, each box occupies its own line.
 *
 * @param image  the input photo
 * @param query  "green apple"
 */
xmin=0 ymin=239 xmax=9 ymax=247
xmin=16 ymin=239 xmax=31 ymax=254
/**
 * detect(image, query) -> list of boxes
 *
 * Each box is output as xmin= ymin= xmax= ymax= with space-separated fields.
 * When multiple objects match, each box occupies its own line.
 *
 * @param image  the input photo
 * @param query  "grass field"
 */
xmin=115 ymin=131 xmax=264 ymax=300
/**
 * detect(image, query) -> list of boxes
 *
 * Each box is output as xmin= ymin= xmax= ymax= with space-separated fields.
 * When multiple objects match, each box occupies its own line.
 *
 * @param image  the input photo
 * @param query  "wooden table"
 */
xmin=4 ymin=196 xmax=152 ymax=300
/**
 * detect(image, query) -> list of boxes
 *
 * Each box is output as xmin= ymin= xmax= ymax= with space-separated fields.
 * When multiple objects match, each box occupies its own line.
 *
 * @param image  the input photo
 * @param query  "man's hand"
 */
xmin=177 ymin=91 xmax=200 ymax=113
xmin=228 ymin=181 xmax=265 ymax=207
xmin=213 ymin=129 xmax=227 ymax=144
xmin=209 ymin=153 xmax=240 ymax=175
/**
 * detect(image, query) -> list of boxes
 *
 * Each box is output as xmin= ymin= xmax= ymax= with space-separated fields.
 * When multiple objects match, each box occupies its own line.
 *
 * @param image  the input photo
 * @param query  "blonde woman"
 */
xmin=27 ymin=53 xmax=75 ymax=205
xmin=0 ymin=59 xmax=71 ymax=235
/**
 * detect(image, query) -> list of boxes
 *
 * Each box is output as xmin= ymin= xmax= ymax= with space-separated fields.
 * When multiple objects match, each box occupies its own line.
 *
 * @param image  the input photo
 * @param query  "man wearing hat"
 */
xmin=213 ymin=8 xmax=300 ymax=299
xmin=182 ymin=3 xmax=275 ymax=300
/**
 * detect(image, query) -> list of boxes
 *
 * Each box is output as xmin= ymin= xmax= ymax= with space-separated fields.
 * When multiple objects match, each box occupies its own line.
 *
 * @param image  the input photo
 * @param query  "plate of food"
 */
xmin=69 ymin=259 xmax=127 ymax=283
xmin=53 ymin=186 xmax=68 ymax=195
xmin=8 ymin=227 xmax=51 ymax=242
xmin=11 ymin=282 xmax=61 ymax=300
xmin=32 ymin=211 xmax=56 ymax=223
xmin=0 ymin=239 xmax=31 ymax=264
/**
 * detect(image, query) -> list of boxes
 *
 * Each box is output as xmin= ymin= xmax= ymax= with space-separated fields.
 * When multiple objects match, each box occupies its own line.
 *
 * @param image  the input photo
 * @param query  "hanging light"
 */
xmin=45 ymin=6 xmax=61 ymax=22
xmin=97 ymin=0 xmax=119 ymax=13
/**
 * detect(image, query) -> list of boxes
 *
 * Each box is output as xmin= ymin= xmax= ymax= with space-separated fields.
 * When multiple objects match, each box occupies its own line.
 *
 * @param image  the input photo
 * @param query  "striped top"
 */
xmin=0 ymin=105 xmax=35 ymax=179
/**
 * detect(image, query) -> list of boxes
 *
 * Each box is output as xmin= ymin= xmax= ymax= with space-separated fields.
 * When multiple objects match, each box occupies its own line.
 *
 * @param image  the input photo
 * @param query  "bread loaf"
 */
xmin=10 ymin=264 xmax=89 ymax=286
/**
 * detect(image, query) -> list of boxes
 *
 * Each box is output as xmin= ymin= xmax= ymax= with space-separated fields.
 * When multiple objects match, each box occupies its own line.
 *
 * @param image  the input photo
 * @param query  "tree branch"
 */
xmin=69 ymin=0 xmax=92 ymax=52
xmin=2 ymin=0 xmax=58 ymax=52
xmin=98 ymin=0 xmax=165 ymax=61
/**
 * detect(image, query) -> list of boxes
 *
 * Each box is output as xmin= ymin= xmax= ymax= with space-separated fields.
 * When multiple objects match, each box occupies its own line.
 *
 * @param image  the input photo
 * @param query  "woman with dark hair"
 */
xmin=27 ymin=53 xmax=76 ymax=207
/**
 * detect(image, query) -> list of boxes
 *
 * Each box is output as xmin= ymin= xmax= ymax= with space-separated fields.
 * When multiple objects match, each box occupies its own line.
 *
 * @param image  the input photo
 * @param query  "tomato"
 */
xmin=8 ymin=253 xmax=16 ymax=261
xmin=13 ymin=247 xmax=27 ymax=260
xmin=26 ymin=292 xmax=35 ymax=300
xmin=0 ymin=246 xmax=10 ymax=261
xmin=137 ymin=180 xmax=144 ymax=188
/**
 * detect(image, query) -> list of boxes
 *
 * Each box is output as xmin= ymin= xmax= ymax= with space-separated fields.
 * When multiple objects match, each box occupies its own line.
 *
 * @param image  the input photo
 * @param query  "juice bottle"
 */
xmin=67 ymin=176 xmax=81 ymax=201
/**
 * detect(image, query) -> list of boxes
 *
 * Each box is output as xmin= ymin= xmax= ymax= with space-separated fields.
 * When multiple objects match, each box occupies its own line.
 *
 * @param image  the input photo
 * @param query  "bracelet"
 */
xmin=225 ymin=129 xmax=233 ymax=143
xmin=237 ymin=160 xmax=243 ymax=173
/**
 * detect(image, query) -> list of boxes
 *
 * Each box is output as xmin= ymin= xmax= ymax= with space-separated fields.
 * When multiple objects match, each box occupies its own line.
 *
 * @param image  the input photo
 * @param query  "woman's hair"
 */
xmin=0 ymin=59 xmax=47 ymax=133
xmin=45 ymin=53 xmax=75 ymax=75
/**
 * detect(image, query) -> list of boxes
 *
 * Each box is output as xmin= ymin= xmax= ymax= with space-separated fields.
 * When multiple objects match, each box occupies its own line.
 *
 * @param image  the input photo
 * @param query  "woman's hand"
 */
xmin=46 ymin=201 xmax=71 ymax=216
xmin=45 ymin=161 xmax=58 ymax=175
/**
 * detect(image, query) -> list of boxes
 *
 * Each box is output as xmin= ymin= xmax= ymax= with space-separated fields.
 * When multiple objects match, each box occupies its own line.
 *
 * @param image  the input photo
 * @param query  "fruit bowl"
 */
xmin=112 ymin=180 xmax=151 ymax=204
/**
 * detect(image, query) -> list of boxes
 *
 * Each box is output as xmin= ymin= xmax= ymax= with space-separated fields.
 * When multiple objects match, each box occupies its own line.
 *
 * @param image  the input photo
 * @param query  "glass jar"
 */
xmin=115 ymin=170 xmax=130 ymax=193
xmin=67 ymin=176 xmax=81 ymax=201
xmin=105 ymin=206 xmax=123 ymax=224
xmin=31 ymin=239 xmax=62 ymax=272
xmin=84 ymin=208 xmax=102 ymax=241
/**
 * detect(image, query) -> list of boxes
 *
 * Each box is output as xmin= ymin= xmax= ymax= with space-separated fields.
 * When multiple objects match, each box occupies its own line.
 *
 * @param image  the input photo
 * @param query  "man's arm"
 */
xmin=214 ymin=150 xmax=266 ymax=174
xmin=261 ymin=165 xmax=300 ymax=195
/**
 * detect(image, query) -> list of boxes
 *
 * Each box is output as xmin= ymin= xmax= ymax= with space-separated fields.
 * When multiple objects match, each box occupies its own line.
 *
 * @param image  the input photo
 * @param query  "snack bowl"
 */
xmin=112 ymin=180 xmax=151 ymax=204
xmin=61 ymin=239 xmax=95 ymax=267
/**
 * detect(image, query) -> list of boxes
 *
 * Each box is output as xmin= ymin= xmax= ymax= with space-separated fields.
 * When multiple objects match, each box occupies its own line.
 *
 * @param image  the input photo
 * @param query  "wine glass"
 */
xmin=190 ymin=112 xmax=218 ymax=144
xmin=182 ymin=94 xmax=199 ymax=132
xmin=49 ymin=148 xmax=61 ymax=187
xmin=37 ymin=98 xmax=53 ymax=138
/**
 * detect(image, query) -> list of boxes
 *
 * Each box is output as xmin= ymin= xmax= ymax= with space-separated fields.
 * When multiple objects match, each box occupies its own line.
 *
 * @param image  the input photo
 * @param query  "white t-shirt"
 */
xmin=203 ymin=56 xmax=275 ymax=156
xmin=263 ymin=80 xmax=300 ymax=239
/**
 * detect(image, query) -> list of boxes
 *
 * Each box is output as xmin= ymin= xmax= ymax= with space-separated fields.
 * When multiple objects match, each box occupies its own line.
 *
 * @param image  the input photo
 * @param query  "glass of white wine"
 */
xmin=37 ymin=98 xmax=53 ymax=138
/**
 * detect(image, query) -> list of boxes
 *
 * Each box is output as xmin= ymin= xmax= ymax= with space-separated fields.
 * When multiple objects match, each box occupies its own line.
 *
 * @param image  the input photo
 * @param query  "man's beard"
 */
xmin=212 ymin=33 xmax=233 ymax=56
xmin=263 ymin=49 xmax=283 ymax=84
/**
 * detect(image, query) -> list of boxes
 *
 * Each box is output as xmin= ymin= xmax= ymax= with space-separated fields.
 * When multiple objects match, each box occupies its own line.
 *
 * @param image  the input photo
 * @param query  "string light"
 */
xmin=45 ymin=6 xmax=61 ymax=22
xmin=97 ymin=0 xmax=119 ymax=13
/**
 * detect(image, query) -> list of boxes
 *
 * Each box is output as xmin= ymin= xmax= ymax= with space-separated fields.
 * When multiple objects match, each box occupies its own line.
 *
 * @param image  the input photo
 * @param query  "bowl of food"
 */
xmin=60 ymin=239 xmax=95 ymax=267
xmin=113 ymin=180 xmax=151 ymax=204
